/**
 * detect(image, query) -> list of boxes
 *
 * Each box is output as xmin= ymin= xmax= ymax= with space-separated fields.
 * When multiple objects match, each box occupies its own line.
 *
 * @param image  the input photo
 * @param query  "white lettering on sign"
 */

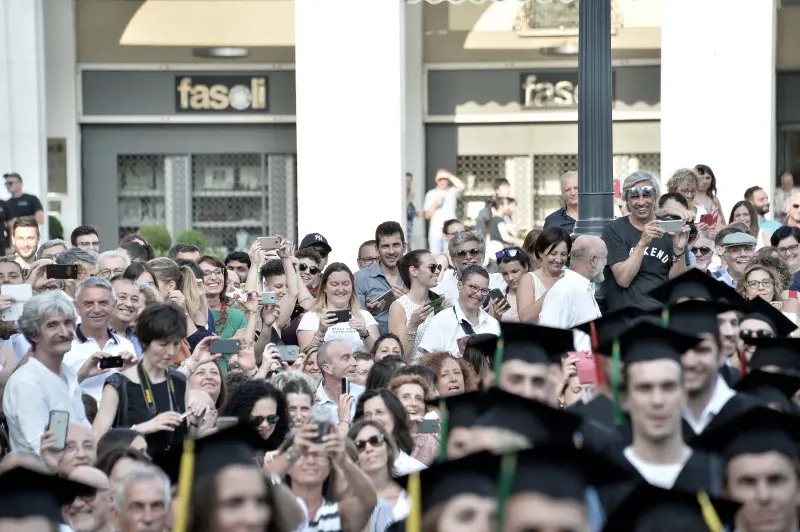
xmin=521 ymin=74 xmax=579 ymax=109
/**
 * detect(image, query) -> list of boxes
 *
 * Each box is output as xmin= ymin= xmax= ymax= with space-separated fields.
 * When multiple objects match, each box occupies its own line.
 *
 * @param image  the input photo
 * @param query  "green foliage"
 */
xmin=48 ymin=216 xmax=64 ymax=240
xmin=139 ymin=225 xmax=172 ymax=251
xmin=175 ymin=229 xmax=207 ymax=252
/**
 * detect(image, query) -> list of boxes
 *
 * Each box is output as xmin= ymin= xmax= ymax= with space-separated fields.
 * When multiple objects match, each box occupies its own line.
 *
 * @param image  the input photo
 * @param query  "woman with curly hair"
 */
xmin=389 ymin=374 xmax=439 ymax=466
xmin=753 ymin=247 xmax=793 ymax=291
xmin=222 ymin=380 xmax=289 ymax=451
xmin=737 ymin=263 xmax=800 ymax=330
xmin=666 ymin=168 xmax=702 ymax=220
xmin=417 ymin=351 xmax=478 ymax=397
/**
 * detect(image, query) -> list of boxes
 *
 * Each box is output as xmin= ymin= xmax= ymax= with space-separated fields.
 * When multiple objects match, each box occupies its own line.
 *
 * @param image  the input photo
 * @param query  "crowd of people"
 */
xmin=1 ymin=165 xmax=800 ymax=532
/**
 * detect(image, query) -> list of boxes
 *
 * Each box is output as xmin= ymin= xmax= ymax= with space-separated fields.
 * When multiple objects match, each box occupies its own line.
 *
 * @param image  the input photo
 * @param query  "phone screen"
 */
xmin=341 ymin=377 xmax=348 ymax=395
xmin=210 ymin=339 xmax=239 ymax=354
xmin=98 ymin=356 xmax=124 ymax=369
xmin=46 ymin=264 xmax=78 ymax=280
xmin=48 ymin=410 xmax=70 ymax=451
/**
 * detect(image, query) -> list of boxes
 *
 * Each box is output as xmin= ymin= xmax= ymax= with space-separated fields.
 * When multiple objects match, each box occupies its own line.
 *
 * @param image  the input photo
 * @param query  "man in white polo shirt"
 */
xmin=420 ymin=265 xmax=501 ymax=357
xmin=539 ymin=235 xmax=606 ymax=352
xmin=63 ymin=277 xmax=137 ymax=404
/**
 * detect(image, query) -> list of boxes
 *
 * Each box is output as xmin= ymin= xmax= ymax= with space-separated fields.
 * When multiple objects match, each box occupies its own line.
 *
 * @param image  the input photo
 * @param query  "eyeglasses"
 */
xmin=426 ymin=264 xmax=443 ymax=274
xmin=464 ymin=283 xmax=489 ymax=296
xmin=691 ymin=246 xmax=712 ymax=256
xmin=778 ymin=243 xmax=799 ymax=256
xmin=358 ymin=256 xmax=378 ymax=265
xmin=299 ymin=263 xmax=321 ymax=275
xmin=201 ymin=268 xmax=224 ymax=279
xmin=250 ymin=414 xmax=280 ymax=428
xmin=746 ymin=279 xmax=774 ymax=289
xmin=354 ymin=434 xmax=385 ymax=453
xmin=740 ymin=329 xmax=775 ymax=341
xmin=101 ymin=268 xmax=125 ymax=278
xmin=627 ymin=186 xmax=654 ymax=198
xmin=495 ymin=248 xmax=522 ymax=261
xmin=455 ymin=248 xmax=482 ymax=258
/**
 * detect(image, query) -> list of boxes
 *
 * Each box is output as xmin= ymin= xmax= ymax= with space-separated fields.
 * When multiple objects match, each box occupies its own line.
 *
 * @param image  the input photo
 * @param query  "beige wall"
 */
xmin=778 ymin=7 xmax=800 ymax=71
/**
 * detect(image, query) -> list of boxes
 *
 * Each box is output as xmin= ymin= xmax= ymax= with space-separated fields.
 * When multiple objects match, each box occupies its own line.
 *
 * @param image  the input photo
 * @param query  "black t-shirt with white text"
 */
xmin=8 ymin=193 xmax=43 ymax=219
xmin=602 ymin=216 xmax=673 ymax=312
xmin=0 ymin=200 xmax=11 ymax=251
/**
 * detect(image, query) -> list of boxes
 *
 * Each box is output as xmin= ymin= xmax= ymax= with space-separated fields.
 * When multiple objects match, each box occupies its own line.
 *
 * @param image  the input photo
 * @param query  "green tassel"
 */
xmin=495 ymin=453 xmax=518 ymax=532
xmin=611 ymin=339 xmax=623 ymax=426
xmin=493 ymin=336 xmax=505 ymax=387
xmin=661 ymin=306 xmax=670 ymax=328
xmin=437 ymin=399 xmax=449 ymax=463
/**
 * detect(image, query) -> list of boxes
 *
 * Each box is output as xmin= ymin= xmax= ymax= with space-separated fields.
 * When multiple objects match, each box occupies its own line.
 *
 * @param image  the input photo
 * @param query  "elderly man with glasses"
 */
xmin=602 ymin=171 xmax=690 ymax=312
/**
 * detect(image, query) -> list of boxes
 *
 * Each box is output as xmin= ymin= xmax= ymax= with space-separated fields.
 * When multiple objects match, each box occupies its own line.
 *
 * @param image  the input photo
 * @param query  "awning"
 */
xmin=120 ymin=0 xmax=295 ymax=47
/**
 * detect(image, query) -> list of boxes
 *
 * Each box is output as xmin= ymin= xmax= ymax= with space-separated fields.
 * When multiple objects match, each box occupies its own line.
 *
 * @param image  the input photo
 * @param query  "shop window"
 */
xmin=457 ymin=155 xmax=533 ymax=232
xmin=515 ymin=0 xmax=623 ymax=36
xmin=117 ymin=154 xmax=171 ymax=237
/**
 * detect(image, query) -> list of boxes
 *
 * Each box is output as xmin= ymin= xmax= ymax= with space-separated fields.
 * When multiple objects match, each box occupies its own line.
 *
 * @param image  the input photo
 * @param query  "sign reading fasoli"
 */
xmin=520 ymin=71 xmax=616 ymax=110
xmin=176 ymin=76 xmax=268 ymax=113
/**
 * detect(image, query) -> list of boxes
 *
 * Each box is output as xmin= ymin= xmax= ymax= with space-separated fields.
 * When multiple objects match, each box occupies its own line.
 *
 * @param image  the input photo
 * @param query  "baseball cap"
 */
xmin=299 ymin=233 xmax=332 ymax=254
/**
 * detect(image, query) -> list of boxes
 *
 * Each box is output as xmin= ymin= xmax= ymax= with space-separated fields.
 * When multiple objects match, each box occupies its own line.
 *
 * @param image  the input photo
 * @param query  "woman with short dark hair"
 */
xmin=516 ymin=227 xmax=571 ymax=323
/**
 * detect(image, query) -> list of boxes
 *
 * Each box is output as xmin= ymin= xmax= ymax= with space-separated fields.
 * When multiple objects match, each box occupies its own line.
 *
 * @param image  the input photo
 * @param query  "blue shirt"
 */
xmin=543 ymin=207 xmax=576 ymax=233
xmin=760 ymin=218 xmax=782 ymax=233
xmin=710 ymin=266 xmax=737 ymax=288
xmin=354 ymin=262 xmax=405 ymax=335
xmin=316 ymin=380 xmax=364 ymax=426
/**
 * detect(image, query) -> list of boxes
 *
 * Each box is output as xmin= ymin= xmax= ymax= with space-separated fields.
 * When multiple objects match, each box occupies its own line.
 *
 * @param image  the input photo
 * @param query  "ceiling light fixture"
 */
xmin=540 ymin=42 xmax=579 ymax=55
xmin=192 ymin=47 xmax=250 ymax=59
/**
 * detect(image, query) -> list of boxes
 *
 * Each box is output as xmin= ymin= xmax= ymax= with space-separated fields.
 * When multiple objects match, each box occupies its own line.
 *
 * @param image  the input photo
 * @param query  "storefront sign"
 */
xmin=176 ymin=76 xmax=268 ymax=113
xmin=520 ymin=72 xmax=579 ymax=109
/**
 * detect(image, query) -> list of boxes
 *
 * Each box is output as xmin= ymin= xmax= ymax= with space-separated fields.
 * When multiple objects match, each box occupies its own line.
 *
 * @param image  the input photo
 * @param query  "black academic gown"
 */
xmin=569 ymin=395 xmax=633 ymax=446
xmin=720 ymin=365 xmax=741 ymax=387
xmin=681 ymin=392 xmax=761 ymax=443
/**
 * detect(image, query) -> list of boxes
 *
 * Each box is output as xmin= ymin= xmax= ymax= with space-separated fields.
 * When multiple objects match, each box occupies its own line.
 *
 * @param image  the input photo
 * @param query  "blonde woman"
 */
xmin=148 ymin=258 xmax=205 ymax=331
xmin=296 ymin=262 xmax=380 ymax=352
xmin=666 ymin=168 xmax=705 ymax=223
xmin=738 ymin=263 xmax=800 ymax=330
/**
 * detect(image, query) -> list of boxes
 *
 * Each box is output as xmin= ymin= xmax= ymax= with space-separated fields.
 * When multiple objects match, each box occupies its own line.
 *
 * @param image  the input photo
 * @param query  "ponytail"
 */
xmin=178 ymin=265 xmax=202 ymax=320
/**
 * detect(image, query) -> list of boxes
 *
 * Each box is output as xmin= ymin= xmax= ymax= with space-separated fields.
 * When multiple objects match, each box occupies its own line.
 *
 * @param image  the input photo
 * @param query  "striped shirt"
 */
xmin=297 ymin=497 xmax=343 ymax=532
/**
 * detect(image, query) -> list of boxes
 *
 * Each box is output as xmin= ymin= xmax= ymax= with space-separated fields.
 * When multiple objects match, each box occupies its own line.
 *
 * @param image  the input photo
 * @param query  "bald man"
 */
xmin=64 ymin=466 xmax=114 ymax=532
xmin=539 ymin=235 xmax=606 ymax=351
xmin=41 ymin=422 xmax=97 ymax=476
xmin=787 ymin=195 xmax=800 ymax=228
xmin=543 ymin=171 xmax=579 ymax=232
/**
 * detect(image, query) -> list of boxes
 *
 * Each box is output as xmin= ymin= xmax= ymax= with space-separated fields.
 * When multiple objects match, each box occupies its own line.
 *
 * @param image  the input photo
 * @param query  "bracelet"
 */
xmin=405 ymin=329 xmax=417 ymax=337
xmin=672 ymin=252 xmax=686 ymax=264
xmin=359 ymin=330 xmax=370 ymax=339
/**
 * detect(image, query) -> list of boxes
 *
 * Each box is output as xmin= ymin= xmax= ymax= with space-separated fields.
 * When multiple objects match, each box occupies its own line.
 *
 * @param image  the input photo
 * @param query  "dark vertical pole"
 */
xmin=573 ymin=0 xmax=614 ymax=238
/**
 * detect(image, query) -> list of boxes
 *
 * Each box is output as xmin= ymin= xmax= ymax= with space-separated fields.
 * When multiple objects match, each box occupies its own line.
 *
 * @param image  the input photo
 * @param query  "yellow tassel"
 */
xmin=172 ymin=438 xmax=195 ymax=532
xmin=697 ymin=491 xmax=723 ymax=532
xmin=145 ymin=389 xmax=153 ymax=404
xmin=406 ymin=470 xmax=422 ymax=532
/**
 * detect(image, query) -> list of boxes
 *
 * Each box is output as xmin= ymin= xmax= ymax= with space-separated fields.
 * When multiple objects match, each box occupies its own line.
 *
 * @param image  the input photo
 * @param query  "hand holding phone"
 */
xmin=257 ymin=236 xmax=281 ymax=251
xmin=210 ymin=339 xmax=239 ymax=354
xmin=46 ymin=264 xmax=78 ymax=280
xmin=98 ymin=356 xmax=124 ymax=370
xmin=699 ymin=213 xmax=716 ymax=226
xmin=657 ymin=219 xmax=684 ymax=233
xmin=331 ymin=310 xmax=352 ymax=324
xmin=48 ymin=410 xmax=70 ymax=451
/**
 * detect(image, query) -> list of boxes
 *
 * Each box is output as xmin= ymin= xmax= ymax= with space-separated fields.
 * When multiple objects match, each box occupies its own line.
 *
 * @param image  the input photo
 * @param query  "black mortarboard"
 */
xmin=395 ymin=451 xmax=500 ymax=512
xmin=734 ymin=370 xmax=800 ymax=410
xmin=748 ymin=337 xmax=800 ymax=374
xmin=596 ymin=321 xmax=700 ymax=366
xmin=0 ymin=466 xmax=96 ymax=522
xmin=691 ymin=407 xmax=800 ymax=463
xmin=742 ymin=297 xmax=798 ymax=338
xmin=602 ymin=483 xmax=740 ymax=532
xmin=473 ymin=388 xmax=584 ymax=446
xmin=152 ymin=422 xmax=266 ymax=485
xmin=666 ymin=299 xmax=744 ymax=338
xmin=465 ymin=333 xmax=498 ymax=361
xmin=498 ymin=322 xmax=575 ymax=365
xmin=427 ymin=390 xmax=488 ymax=431
xmin=648 ymin=268 xmax=744 ymax=304
xmin=574 ymin=306 xmax=651 ymax=352
xmin=507 ymin=445 xmax=630 ymax=501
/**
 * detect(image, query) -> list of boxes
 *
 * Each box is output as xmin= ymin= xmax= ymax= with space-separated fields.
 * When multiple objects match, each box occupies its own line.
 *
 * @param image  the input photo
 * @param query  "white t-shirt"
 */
xmin=298 ymin=309 xmax=378 ymax=352
xmin=623 ymin=447 xmax=684 ymax=489
xmin=418 ymin=304 xmax=501 ymax=357
xmin=423 ymin=187 xmax=459 ymax=237
xmin=538 ymin=269 xmax=601 ymax=352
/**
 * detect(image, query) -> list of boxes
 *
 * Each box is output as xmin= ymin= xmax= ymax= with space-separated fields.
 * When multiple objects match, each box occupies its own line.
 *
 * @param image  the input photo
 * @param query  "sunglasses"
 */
xmin=355 ymin=434 xmax=385 ymax=453
xmin=691 ymin=246 xmax=712 ymax=256
xmin=299 ymin=263 xmax=321 ymax=275
xmin=628 ymin=186 xmax=654 ymax=198
xmin=495 ymin=248 xmax=522 ymax=261
xmin=425 ymin=263 xmax=443 ymax=274
xmin=250 ymin=414 xmax=280 ymax=428
xmin=455 ymin=248 xmax=482 ymax=258
xmin=739 ymin=329 xmax=775 ymax=341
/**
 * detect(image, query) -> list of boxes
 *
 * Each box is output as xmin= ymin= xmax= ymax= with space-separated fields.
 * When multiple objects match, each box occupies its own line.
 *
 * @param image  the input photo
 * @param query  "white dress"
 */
xmin=397 ymin=295 xmax=434 ymax=361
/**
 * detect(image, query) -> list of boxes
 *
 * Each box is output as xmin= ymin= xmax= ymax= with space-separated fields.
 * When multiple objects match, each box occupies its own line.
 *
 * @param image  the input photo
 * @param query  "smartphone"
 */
xmin=428 ymin=297 xmax=444 ymax=311
xmin=260 ymin=291 xmax=277 ymax=305
xmin=215 ymin=416 xmax=239 ymax=430
xmin=48 ymin=410 xmax=70 ymax=451
xmin=311 ymin=404 xmax=333 ymax=444
xmin=331 ymin=310 xmax=352 ymax=324
xmin=257 ymin=236 xmax=281 ymax=250
xmin=488 ymin=289 xmax=505 ymax=301
xmin=276 ymin=345 xmax=299 ymax=362
xmin=699 ymin=213 xmax=716 ymax=226
xmin=574 ymin=352 xmax=597 ymax=385
xmin=98 ymin=356 xmax=124 ymax=369
xmin=210 ymin=339 xmax=239 ymax=354
xmin=341 ymin=377 xmax=348 ymax=395
xmin=417 ymin=419 xmax=440 ymax=434
xmin=179 ymin=411 xmax=193 ymax=421
xmin=658 ymin=219 xmax=684 ymax=233
xmin=373 ymin=289 xmax=397 ymax=307
xmin=46 ymin=264 xmax=78 ymax=280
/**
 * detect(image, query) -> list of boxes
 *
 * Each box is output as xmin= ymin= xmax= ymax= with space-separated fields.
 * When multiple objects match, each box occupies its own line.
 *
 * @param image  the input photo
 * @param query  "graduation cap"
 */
xmin=648 ymin=267 xmax=744 ymax=304
xmin=426 ymin=391 xmax=491 ymax=461
xmin=494 ymin=322 xmax=575 ymax=367
xmin=596 ymin=321 xmax=701 ymax=426
xmin=747 ymin=337 xmax=800 ymax=374
xmin=742 ymin=297 xmax=798 ymax=338
xmin=691 ymin=406 xmax=800 ymax=463
xmin=602 ymin=483 xmax=740 ymax=532
xmin=472 ymin=387 xmax=584 ymax=448
xmin=0 ymin=466 xmax=96 ymax=522
xmin=465 ymin=333 xmax=498 ymax=363
xmin=734 ymin=370 xmax=800 ymax=411
xmin=666 ymin=299 xmax=744 ymax=338
xmin=574 ymin=306 xmax=651 ymax=351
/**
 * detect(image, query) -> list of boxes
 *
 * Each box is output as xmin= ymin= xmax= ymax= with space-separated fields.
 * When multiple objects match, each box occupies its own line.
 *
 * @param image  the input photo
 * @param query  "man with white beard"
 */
xmin=539 ymin=235 xmax=606 ymax=352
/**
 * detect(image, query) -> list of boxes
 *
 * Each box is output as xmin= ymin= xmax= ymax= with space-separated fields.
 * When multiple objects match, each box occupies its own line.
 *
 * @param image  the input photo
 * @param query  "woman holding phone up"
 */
xmin=297 ymin=263 xmax=380 ymax=352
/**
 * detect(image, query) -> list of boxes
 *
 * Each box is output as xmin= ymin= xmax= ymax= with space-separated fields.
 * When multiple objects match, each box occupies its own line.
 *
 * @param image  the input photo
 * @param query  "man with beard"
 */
xmin=355 ymin=221 xmax=408 ymax=335
xmin=539 ymin=235 xmax=606 ymax=352
xmin=11 ymin=216 xmax=39 ymax=274
xmin=3 ymin=291 xmax=90 ymax=452
xmin=745 ymin=185 xmax=782 ymax=234
xmin=108 ymin=276 xmax=143 ymax=358
xmin=63 ymin=466 xmax=114 ymax=532
xmin=432 ymin=230 xmax=507 ymax=306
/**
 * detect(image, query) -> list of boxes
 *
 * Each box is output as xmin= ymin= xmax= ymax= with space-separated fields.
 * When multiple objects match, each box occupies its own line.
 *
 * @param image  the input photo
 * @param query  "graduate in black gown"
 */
xmin=734 ymin=369 xmax=800 ymax=413
xmin=736 ymin=297 xmax=800 ymax=381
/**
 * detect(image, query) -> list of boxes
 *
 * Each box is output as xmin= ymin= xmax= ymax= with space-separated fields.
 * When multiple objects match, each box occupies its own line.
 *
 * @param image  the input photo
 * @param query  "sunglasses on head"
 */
xmin=739 ymin=329 xmax=775 ymax=341
xmin=355 ymin=434 xmax=385 ymax=453
xmin=455 ymin=248 xmax=482 ymax=258
xmin=628 ymin=186 xmax=654 ymax=198
xmin=299 ymin=263 xmax=320 ymax=275
xmin=495 ymin=248 xmax=522 ymax=261
xmin=691 ymin=246 xmax=712 ymax=256
xmin=250 ymin=414 xmax=280 ymax=428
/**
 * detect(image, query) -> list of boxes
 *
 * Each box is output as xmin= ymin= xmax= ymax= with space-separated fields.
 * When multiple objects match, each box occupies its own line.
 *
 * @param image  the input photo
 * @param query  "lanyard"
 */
xmin=137 ymin=361 xmax=176 ymax=416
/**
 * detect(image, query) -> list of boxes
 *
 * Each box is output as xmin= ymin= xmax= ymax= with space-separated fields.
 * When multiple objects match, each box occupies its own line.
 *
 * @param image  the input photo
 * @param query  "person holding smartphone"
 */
xmin=388 ymin=250 xmax=441 ymax=361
